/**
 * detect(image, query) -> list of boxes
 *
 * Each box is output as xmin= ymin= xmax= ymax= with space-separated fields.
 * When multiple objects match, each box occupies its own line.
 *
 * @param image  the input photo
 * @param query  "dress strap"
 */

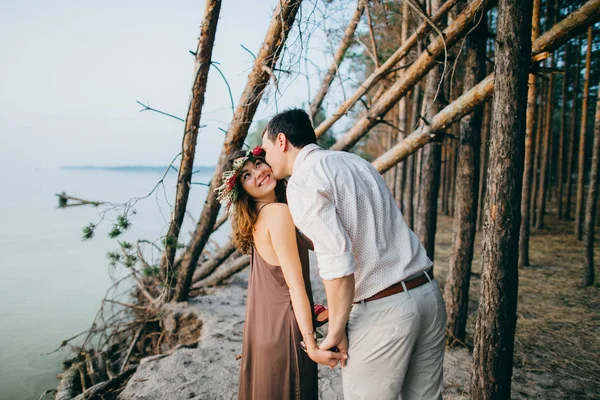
xmin=256 ymin=202 xmax=276 ymax=215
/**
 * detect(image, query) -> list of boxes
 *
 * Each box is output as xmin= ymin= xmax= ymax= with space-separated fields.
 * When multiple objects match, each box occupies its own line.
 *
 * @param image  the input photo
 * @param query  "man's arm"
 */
xmin=288 ymin=170 xmax=356 ymax=365
xmin=319 ymin=274 xmax=354 ymax=365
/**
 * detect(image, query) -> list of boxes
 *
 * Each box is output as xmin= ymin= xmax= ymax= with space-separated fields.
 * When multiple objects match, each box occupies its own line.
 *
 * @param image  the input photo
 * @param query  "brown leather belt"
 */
xmin=355 ymin=270 xmax=433 ymax=304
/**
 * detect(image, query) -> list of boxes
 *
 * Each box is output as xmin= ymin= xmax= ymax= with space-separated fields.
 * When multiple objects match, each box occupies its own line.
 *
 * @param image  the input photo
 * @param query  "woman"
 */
xmin=216 ymin=147 xmax=343 ymax=400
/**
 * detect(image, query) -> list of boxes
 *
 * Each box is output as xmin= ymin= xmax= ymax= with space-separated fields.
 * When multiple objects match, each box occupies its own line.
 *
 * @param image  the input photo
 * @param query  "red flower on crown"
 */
xmin=251 ymin=146 xmax=266 ymax=157
xmin=226 ymin=174 xmax=238 ymax=190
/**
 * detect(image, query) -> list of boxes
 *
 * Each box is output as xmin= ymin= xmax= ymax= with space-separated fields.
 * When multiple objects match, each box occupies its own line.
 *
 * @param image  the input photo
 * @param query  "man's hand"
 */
xmin=319 ymin=331 xmax=349 ymax=367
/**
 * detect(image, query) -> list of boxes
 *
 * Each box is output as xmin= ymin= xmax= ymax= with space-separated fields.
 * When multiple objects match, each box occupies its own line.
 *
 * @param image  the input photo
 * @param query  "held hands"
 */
xmin=304 ymin=340 xmax=347 ymax=369
xmin=318 ymin=331 xmax=349 ymax=368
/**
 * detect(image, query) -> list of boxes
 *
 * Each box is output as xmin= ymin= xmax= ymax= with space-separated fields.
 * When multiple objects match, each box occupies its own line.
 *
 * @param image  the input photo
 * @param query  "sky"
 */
xmin=0 ymin=0 xmax=351 ymax=169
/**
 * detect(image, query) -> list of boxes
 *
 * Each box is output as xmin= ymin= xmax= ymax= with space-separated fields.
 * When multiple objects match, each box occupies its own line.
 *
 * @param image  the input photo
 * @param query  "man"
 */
xmin=262 ymin=108 xmax=446 ymax=400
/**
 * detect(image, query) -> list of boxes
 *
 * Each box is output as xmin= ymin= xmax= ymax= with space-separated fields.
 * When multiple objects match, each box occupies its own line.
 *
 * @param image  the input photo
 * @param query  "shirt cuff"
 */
xmin=317 ymin=251 xmax=357 ymax=280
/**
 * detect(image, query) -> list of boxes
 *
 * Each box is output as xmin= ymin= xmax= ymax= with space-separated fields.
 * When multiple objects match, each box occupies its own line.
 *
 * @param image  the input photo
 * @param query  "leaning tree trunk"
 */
xmin=403 ymin=47 xmax=424 ymax=229
xmin=531 ymin=81 xmax=545 ymax=228
xmin=309 ymin=0 xmax=365 ymax=121
xmin=575 ymin=26 xmax=593 ymax=240
xmin=159 ymin=0 xmax=221 ymax=284
xmin=172 ymin=0 xmax=302 ymax=302
xmin=557 ymin=45 xmax=570 ymax=219
xmin=566 ymin=36 xmax=583 ymax=220
xmin=535 ymin=66 xmax=555 ymax=229
xmin=415 ymin=0 xmax=446 ymax=261
xmin=329 ymin=0 xmax=498 ymax=151
xmin=191 ymin=241 xmax=237 ymax=283
xmin=471 ymin=1 xmax=532 ymax=398
xmin=535 ymin=0 xmax=559 ymax=229
xmin=443 ymin=2 xmax=486 ymax=345
xmin=394 ymin=1 xmax=411 ymax=209
xmin=583 ymin=80 xmax=600 ymax=286
xmin=371 ymin=0 xmax=600 ymax=175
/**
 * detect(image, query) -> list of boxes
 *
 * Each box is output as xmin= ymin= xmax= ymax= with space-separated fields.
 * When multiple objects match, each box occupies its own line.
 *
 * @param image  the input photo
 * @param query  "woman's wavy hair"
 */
xmin=228 ymin=150 xmax=287 ymax=254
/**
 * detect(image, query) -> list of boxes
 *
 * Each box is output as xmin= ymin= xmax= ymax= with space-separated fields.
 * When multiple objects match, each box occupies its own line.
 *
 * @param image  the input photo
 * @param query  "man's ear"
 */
xmin=276 ymin=132 xmax=288 ymax=151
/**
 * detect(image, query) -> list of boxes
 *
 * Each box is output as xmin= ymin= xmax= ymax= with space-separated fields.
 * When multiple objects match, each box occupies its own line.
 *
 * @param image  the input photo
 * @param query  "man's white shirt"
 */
xmin=287 ymin=144 xmax=433 ymax=302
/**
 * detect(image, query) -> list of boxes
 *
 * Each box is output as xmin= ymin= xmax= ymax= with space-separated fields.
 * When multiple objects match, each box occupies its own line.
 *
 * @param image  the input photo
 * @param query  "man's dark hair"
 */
xmin=264 ymin=108 xmax=317 ymax=148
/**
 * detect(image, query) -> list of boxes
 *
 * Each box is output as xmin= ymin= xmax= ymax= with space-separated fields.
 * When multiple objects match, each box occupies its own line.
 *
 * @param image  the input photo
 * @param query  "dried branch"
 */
xmin=135 ymin=101 xmax=184 ymax=122
xmin=309 ymin=0 xmax=365 ymax=119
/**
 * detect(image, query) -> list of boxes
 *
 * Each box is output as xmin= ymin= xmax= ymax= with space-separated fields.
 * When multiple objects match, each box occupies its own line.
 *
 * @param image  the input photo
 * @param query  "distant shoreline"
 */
xmin=62 ymin=165 xmax=215 ymax=173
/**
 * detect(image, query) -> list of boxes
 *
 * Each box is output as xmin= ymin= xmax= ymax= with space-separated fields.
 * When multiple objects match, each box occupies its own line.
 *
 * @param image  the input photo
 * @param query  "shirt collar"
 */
xmin=292 ymin=143 xmax=321 ymax=175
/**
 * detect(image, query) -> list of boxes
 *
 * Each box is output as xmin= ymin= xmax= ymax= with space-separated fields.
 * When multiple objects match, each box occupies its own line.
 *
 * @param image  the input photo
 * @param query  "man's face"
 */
xmin=261 ymin=131 xmax=286 ymax=179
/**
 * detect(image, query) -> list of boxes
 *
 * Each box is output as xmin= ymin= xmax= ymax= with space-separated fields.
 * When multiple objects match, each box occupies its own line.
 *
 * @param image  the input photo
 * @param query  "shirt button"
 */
xmin=394 ymin=324 xmax=400 ymax=331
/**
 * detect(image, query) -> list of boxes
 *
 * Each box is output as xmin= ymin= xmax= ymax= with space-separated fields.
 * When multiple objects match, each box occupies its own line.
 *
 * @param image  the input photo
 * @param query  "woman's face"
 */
xmin=239 ymin=158 xmax=277 ymax=201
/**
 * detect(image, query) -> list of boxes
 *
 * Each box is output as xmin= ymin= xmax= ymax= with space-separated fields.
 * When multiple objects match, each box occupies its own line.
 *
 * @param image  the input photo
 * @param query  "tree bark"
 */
xmin=415 ymin=0 xmax=447 ymax=261
xmin=470 ymin=1 xmax=532 ymax=397
xmin=441 ymin=141 xmax=449 ymax=215
xmin=557 ymin=45 xmax=570 ymax=219
xmin=450 ymin=135 xmax=459 ymax=217
xmin=477 ymin=100 xmax=491 ymax=231
xmin=160 ymin=0 xmax=221 ymax=282
xmin=583 ymin=80 xmax=600 ymax=286
xmin=575 ymin=26 xmax=593 ymax=240
xmin=314 ymin=0 xmax=461 ymax=138
xmin=329 ymin=0 xmax=498 ymax=151
xmin=443 ymin=3 xmax=486 ymax=345
xmin=566 ymin=36 xmax=583 ymax=220
xmin=309 ymin=0 xmax=365 ymax=120
xmin=173 ymin=0 xmax=302 ymax=302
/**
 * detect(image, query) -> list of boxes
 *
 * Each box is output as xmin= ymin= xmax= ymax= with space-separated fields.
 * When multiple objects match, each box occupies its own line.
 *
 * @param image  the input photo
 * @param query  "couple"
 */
xmin=217 ymin=109 xmax=446 ymax=400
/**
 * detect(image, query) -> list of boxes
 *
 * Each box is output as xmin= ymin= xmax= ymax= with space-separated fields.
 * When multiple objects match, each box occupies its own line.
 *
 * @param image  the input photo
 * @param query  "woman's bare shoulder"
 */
xmin=259 ymin=203 xmax=293 ymax=228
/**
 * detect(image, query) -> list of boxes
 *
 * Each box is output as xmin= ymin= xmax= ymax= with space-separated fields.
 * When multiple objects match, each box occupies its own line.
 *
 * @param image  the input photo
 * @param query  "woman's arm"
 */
xmin=265 ymin=204 xmax=346 ymax=368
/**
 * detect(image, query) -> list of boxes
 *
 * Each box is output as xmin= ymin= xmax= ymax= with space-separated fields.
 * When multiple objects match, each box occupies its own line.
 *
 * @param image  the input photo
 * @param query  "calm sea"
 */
xmin=0 ymin=166 xmax=228 ymax=400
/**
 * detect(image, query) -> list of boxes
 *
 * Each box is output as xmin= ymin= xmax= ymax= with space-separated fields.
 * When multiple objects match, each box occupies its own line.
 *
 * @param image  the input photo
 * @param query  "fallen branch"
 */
xmin=192 ymin=254 xmax=251 ymax=289
xmin=70 ymin=366 xmax=138 ymax=400
xmin=55 ymin=193 xmax=104 ymax=208
xmin=192 ymin=242 xmax=238 ymax=282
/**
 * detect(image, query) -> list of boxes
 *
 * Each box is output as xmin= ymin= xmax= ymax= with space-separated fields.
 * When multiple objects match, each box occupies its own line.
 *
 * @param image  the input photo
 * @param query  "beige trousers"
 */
xmin=342 ymin=278 xmax=446 ymax=400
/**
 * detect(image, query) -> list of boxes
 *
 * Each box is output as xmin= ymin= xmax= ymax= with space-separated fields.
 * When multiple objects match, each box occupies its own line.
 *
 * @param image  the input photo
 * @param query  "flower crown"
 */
xmin=216 ymin=146 xmax=267 ymax=215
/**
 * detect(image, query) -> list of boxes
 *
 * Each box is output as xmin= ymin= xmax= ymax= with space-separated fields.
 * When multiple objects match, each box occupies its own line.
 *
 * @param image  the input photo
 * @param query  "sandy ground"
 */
xmin=120 ymin=212 xmax=600 ymax=399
